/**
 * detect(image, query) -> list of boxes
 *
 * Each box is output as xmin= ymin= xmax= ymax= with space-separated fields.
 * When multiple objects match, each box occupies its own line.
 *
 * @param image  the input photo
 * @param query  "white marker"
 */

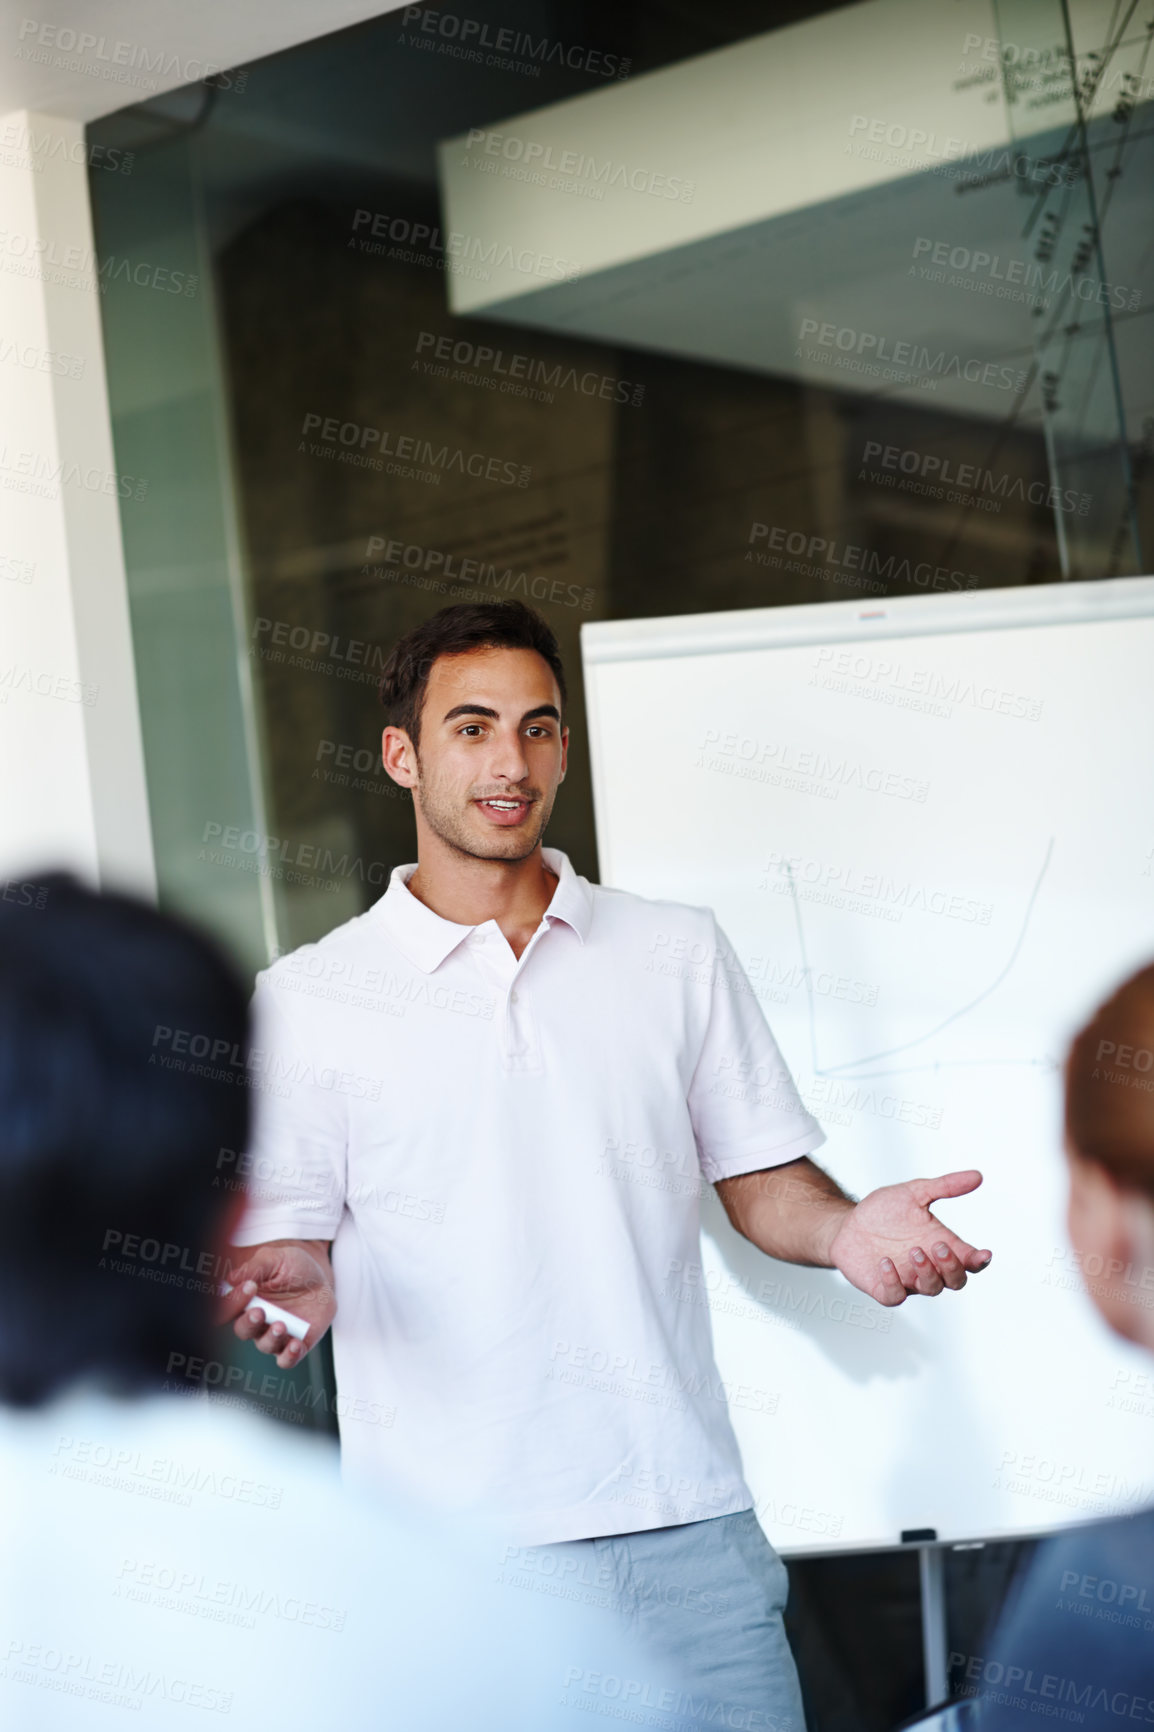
xmin=220 ymin=1281 xmax=310 ymax=1341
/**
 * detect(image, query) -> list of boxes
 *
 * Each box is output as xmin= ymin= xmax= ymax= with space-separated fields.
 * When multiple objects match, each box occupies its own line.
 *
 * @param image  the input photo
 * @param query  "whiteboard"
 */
xmin=581 ymin=578 xmax=1154 ymax=1554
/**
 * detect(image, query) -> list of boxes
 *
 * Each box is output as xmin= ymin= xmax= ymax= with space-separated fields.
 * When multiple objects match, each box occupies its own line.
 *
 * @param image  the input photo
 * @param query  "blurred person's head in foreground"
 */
xmin=1065 ymin=962 xmax=1154 ymax=1350
xmin=0 ymin=872 xmax=249 ymax=1407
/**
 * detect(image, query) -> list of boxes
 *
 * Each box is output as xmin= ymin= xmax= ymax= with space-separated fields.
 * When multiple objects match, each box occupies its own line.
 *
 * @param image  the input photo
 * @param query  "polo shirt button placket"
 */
xmin=503 ymin=981 xmax=528 ymax=1062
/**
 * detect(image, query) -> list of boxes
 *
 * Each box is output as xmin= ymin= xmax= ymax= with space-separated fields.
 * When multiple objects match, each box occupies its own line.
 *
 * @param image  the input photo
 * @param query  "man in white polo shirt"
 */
xmin=225 ymin=599 xmax=992 ymax=1730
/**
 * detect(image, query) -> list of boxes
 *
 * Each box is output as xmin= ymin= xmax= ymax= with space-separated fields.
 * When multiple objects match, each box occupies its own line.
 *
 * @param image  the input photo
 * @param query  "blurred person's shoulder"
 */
xmin=0 ymin=1387 xmax=664 ymax=1728
xmin=975 ymin=1506 xmax=1154 ymax=1727
xmin=1036 ymin=1504 xmax=1154 ymax=1643
xmin=0 ymin=1380 xmax=397 ymax=1561
xmin=1017 ymin=1503 xmax=1154 ymax=1623
xmin=0 ymin=1388 xmax=385 ymax=1724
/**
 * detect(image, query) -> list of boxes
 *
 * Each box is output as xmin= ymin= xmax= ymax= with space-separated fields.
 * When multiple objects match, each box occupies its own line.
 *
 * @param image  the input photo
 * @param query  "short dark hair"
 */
xmin=378 ymin=600 xmax=567 ymax=754
xmin=0 ymin=873 xmax=250 ymax=1407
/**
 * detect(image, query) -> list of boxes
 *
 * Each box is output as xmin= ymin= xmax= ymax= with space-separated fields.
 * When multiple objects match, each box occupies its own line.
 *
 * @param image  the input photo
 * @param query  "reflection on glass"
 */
xmin=993 ymin=0 xmax=1146 ymax=577
xmin=91 ymin=1 xmax=1154 ymax=955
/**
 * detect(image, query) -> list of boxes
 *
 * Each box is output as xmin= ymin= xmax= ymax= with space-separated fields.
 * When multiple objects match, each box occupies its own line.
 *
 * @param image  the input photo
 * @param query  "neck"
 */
xmin=407 ymin=842 xmax=558 ymax=932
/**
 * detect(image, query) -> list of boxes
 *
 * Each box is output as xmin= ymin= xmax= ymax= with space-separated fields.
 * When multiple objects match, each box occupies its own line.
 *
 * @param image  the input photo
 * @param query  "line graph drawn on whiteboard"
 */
xmin=783 ymin=837 xmax=1058 ymax=1084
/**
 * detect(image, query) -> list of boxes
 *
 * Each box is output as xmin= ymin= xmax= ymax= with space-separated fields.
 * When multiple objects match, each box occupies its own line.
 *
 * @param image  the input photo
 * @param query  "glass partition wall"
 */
xmin=91 ymin=1 xmax=1152 ymax=960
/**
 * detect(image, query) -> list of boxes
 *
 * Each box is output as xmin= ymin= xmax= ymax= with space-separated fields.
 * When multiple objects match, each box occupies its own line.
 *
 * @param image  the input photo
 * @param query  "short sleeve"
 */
xmin=230 ymin=970 xmax=348 ymax=1246
xmin=686 ymin=912 xmax=826 ymax=1184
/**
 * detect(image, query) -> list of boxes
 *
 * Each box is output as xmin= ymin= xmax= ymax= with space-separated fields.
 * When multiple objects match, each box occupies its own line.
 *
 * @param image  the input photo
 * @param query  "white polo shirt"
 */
xmin=234 ymin=846 xmax=825 ymax=1545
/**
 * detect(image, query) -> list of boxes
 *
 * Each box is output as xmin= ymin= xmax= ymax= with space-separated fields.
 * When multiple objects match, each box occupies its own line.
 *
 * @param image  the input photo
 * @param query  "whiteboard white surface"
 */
xmin=581 ymin=578 xmax=1154 ymax=1555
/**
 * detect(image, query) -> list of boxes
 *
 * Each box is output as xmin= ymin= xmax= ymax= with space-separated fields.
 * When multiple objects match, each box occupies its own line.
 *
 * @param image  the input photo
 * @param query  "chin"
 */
xmin=494 ymin=837 xmax=540 ymax=859
xmin=466 ymin=832 xmax=537 ymax=861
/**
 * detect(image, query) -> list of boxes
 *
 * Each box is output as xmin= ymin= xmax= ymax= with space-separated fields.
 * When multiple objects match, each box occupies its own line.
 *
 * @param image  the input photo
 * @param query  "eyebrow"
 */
xmin=441 ymin=704 xmax=561 ymax=725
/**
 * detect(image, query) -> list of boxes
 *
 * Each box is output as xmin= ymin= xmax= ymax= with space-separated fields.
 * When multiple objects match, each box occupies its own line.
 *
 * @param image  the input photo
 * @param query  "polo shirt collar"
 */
xmin=374 ymin=846 xmax=592 ymax=974
xmin=537 ymin=847 xmax=593 ymax=946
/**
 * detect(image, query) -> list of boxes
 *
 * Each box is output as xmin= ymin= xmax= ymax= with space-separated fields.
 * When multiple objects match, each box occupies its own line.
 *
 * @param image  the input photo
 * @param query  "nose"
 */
xmin=485 ymin=724 xmax=531 ymax=786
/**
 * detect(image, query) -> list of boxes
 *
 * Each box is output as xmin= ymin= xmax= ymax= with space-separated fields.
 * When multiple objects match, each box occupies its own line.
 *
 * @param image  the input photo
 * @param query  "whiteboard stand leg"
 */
xmin=918 ymin=1544 xmax=948 ymax=1707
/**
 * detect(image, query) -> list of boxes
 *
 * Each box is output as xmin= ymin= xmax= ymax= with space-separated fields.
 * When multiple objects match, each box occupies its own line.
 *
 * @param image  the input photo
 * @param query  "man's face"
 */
xmin=384 ymin=646 xmax=568 ymax=864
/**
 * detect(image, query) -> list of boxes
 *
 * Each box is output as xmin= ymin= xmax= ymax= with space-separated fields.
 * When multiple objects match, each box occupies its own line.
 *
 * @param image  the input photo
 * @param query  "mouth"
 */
xmin=474 ymin=796 xmax=534 ymax=827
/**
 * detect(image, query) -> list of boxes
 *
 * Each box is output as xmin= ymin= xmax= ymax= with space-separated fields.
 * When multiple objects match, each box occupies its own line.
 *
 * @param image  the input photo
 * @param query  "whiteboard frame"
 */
xmin=581 ymin=577 xmax=1154 ymax=886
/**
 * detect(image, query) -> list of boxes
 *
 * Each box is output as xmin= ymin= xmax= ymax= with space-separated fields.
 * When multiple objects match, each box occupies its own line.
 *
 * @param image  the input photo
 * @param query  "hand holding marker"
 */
xmin=219 ymin=1280 xmax=310 ymax=1340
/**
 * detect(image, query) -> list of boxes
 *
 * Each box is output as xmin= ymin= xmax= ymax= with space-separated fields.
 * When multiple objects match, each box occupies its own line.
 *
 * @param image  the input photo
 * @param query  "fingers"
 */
xmin=874 ymin=1239 xmax=993 ymax=1308
xmin=234 ymin=1305 xmax=311 ymax=1369
xmin=910 ymin=1169 xmax=983 ymax=1208
xmin=873 ymin=1259 xmax=909 ymax=1307
xmin=271 ymin=1328 xmax=308 ymax=1371
xmin=231 ymin=1295 xmax=273 ymax=1344
xmin=217 ymin=1278 xmax=258 ymax=1327
xmin=927 ymin=1240 xmax=968 ymax=1291
xmin=904 ymin=1247 xmax=945 ymax=1296
xmin=869 ymin=1231 xmax=993 ymax=1309
xmin=873 ymin=1247 xmax=947 ymax=1303
xmin=936 ymin=1236 xmax=993 ymax=1274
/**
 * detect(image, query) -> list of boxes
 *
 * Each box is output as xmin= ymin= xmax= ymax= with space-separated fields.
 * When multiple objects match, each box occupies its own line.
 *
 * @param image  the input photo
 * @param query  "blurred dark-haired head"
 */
xmin=0 ymin=873 xmax=250 ymax=1407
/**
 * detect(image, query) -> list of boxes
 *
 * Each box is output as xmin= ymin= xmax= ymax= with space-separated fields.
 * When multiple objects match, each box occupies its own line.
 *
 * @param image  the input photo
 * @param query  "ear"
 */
xmin=381 ymin=724 xmax=417 ymax=788
xmin=1067 ymin=1147 xmax=1154 ymax=1352
xmin=1066 ymin=1146 xmax=1126 ymax=1261
xmin=1121 ymin=1187 xmax=1154 ymax=1293
xmin=1114 ymin=1187 xmax=1154 ymax=1355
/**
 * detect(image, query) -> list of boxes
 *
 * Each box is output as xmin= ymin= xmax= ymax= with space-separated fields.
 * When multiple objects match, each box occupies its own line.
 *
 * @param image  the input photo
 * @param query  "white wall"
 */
xmin=0 ymin=110 xmax=155 ymax=892
xmin=0 ymin=7 xmax=410 ymax=895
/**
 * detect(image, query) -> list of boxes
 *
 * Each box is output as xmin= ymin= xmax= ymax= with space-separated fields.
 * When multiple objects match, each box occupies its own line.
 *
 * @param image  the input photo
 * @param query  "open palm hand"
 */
xmin=828 ymin=1170 xmax=992 ymax=1306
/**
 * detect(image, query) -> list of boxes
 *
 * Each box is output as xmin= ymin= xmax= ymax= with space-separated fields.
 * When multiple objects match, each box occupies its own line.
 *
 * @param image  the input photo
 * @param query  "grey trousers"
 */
xmin=511 ymin=1507 xmax=808 ymax=1732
